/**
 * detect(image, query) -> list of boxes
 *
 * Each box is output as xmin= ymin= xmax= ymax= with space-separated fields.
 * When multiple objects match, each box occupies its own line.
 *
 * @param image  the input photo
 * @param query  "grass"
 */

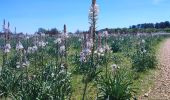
xmin=0 ymin=51 xmax=3 ymax=70
xmin=71 ymin=72 xmax=97 ymax=100
xmin=134 ymin=69 xmax=159 ymax=97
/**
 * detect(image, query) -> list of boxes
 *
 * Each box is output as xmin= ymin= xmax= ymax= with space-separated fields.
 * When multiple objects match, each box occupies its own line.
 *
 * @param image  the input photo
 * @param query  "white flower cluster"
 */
xmin=111 ymin=64 xmax=120 ymax=73
xmin=142 ymin=49 xmax=147 ymax=53
xmin=38 ymin=41 xmax=46 ymax=47
xmin=88 ymin=1 xmax=99 ymax=25
xmin=86 ymin=39 xmax=93 ymax=49
xmin=60 ymin=33 xmax=69 ymax=39
xmin=64 ymin=33 xmax=69 ymax=39
xmin=103 ymin=31 xmax=109 ymax=37
xmin=80 ymin=51 xmax=86 ymax=62
xmin=140 ymin=39 xmax=147 ymax=53
xmin=16 ymin=41 xmax=24 ymax=51
xmin=26 ymin=36 xmax=30 ymax=39
xmin=54 ymin=38 xmax=62 ymax=44
xmin=103 ymin=44 xmax=110 ymax=51
xmin=78 ymin=38 xmax=82 ymax=42
xmin=54 ymin=33 xmax=69 ymax=56
xmin=94 ymin=44 xmax=111 ymax=56
xmin=40 ymin=33 xmax=46 ymax=37
xmin=89 ymin=4 xmax=99 ymax=17
xmin=141 ymin=39 xmax=145 ymax=43
xmin=79 ymin=38 xmax=94 ymax=62
xmin=59 ymin=64 xmax=65 ymax=73
xmin=80 ymin=49 xmax=91 ymax=62
xmin=59 ymin=45 xmax=66 ymax=54
xmin=27 ymin=45 xmax=38 ymax=53
xmin=16 ymin=61 xmax=30 ymax=68
xmin=79 ymin=48 xmax=91 ymax=63
xmin=94 ymin=47 xmax=105 ymax=56
xmin=4 ymin=43 xmax=11 ymax=53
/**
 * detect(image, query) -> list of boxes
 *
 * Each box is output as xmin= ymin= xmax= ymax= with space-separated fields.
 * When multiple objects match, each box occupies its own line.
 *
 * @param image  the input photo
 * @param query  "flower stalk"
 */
xmin=82 ymin=0 xmax=99 ymax=99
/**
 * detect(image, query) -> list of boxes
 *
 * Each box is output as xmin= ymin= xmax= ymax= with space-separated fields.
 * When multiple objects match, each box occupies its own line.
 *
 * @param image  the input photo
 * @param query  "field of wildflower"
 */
xmin=1 ymin=25 xmax=170 ymax=99
xmin=0 ymin=0 xmax=170 ymax=100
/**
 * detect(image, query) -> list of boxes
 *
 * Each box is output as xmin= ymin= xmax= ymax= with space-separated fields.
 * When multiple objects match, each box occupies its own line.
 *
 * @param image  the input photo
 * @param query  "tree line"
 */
xmin=99 ymin=21 xmax=170 ymax=34
xmin=130 ymin=21 xmax=170 ymax=29
xmin=1 ymin=21 xmax=170 ymax=36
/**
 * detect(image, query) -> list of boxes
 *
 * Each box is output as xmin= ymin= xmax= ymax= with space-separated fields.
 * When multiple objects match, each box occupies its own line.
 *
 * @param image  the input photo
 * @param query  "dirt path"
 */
xmin=141 ymin=39 xmax=170 ymax=100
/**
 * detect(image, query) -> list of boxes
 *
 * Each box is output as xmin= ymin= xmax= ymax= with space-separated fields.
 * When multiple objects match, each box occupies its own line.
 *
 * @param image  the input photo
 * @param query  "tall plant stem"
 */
xmin=56 ymin=43 xmax=59 ymax=67
xmin=82 ymin=81 xmax=88 ymax=100
xmin=105 ymin=53 xmax=108 ymax=78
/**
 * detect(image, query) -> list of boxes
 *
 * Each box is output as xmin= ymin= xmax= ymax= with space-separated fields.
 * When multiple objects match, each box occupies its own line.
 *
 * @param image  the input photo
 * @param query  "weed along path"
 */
xmin=141 ymin=39 xmax=170 ymax=100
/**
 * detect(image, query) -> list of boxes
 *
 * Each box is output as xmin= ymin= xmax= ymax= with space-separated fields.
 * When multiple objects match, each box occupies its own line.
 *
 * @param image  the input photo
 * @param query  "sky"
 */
xmin=0 ymin=0 xmax=170 ymax=34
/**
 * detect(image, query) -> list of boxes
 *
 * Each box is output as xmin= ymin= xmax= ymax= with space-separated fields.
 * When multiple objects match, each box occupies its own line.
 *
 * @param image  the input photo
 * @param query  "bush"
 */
xmin=111 ymin=39 xmax=121 ymax=53
xmin=132 ymin=41 xmax=157 ymax=72
xmin=0 ymin=64 xmax=72 ymax=100
xmin=97 ymin=68 xmax=136 ymax=100
xmin=0 ymin=67 xmax=22 ymax=99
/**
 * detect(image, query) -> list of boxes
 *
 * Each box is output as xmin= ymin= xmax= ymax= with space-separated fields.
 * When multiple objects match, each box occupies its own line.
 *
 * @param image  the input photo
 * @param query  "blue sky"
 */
xmin=0 ymin=0 xmax=169 ymax=34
